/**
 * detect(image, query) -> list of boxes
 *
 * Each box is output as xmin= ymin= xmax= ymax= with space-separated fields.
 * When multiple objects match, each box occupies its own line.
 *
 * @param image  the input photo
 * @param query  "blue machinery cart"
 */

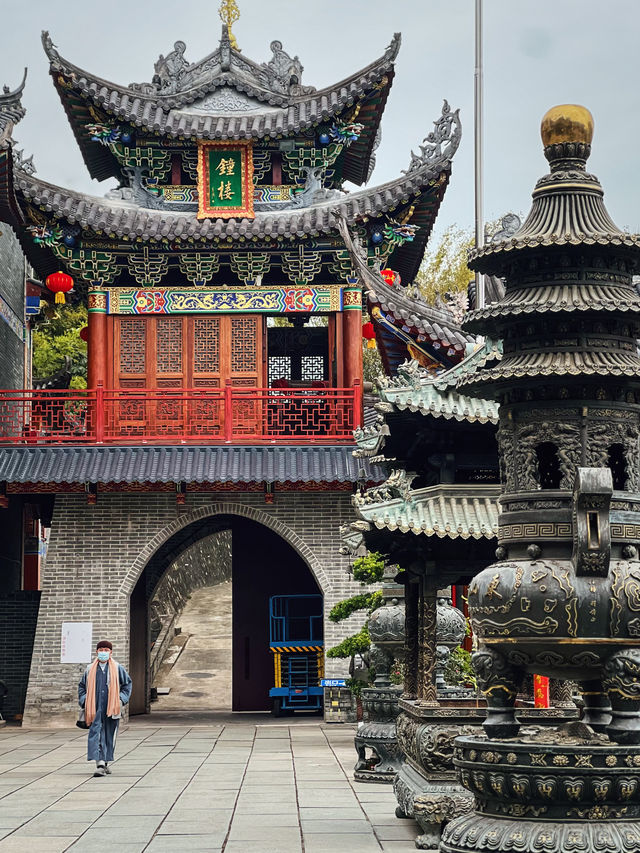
xmin=269 ymin=594 xmax=324 ymax=713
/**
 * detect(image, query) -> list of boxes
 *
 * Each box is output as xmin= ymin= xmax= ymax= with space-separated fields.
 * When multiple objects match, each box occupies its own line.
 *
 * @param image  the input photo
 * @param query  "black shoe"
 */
xmin=104 ymin=764 xmax=112 ymax=775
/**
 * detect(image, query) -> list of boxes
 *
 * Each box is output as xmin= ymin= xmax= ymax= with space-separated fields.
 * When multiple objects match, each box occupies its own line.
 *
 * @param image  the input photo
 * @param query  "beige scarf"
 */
xmin=84 ymin=657 xmax=121 ymax=725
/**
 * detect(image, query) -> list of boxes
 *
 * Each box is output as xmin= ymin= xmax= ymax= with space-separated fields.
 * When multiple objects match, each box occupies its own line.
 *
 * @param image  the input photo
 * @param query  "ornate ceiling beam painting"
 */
xmin=103 ymin=285 xmax=342 ymax=315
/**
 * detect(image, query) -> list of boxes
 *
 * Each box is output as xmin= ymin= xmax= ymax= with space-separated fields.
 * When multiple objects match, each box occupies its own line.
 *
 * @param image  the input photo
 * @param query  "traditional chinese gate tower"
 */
xmin=0 ymin=9 xmax=467 ymax=723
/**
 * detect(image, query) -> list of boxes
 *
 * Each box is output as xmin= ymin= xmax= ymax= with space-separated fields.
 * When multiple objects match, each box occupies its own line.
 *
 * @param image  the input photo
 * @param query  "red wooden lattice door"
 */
xmin=109 ymin=315 xmax=262 ymax=440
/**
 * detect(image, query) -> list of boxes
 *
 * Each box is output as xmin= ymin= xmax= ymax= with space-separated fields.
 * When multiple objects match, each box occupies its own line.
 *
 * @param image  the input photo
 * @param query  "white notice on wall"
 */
xmin=60 ymin=622 xmax=93 ymax=664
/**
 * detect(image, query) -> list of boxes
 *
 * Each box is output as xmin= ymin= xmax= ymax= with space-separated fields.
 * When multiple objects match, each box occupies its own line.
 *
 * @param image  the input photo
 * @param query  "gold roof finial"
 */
xmin=540 ymin=104 xmax=594 ymax=148
xmin=219 ymin=0 xmax=240 ymax=51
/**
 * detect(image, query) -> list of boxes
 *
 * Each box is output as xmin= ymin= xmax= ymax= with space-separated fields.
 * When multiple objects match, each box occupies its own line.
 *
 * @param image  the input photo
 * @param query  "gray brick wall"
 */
xmin=22 ymin=491 xmax=365 ymax=726
xmin=0 ymin=228 xmax=26 ymax=390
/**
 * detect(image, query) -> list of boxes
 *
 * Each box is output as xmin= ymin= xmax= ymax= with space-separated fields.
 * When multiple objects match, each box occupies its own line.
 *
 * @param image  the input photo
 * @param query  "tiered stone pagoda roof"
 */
xmin=43 ymin=28 xmax=398 ymax=185
xmin=458 ymin=111 xmax=640 ymax=398
xmin=353 ymin=481 xmax=499 ymax=540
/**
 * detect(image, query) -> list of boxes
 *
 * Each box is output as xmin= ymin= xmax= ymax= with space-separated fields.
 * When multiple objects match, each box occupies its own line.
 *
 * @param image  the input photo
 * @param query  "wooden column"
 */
xmin=403 ymin=577 xmax=419 ymax=700
xmin=87 ymin=287 xmax=108 ymax=389
xmin=342 ymin=280 xmax=363 ymax=427
xmin=418 ymin=578 xmax=439 ymax=707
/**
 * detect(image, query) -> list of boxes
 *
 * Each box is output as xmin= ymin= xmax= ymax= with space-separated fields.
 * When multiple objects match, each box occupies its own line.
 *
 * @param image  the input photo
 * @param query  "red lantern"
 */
xmin=362 ymin=320 xmax=376 ymax=349
xmin=381 ymin=268 xmax=400 ymax=287
xmin=79 ymin=326 xmax=89 ymax=342
xmin=362 ymin=322 xmax=375 ymax=340
xmin=46 ymin=271 xmax=74 ymax=305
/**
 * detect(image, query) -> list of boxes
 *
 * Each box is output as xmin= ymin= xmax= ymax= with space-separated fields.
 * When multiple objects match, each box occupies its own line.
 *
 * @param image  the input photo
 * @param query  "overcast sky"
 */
xmin=2 ymin=0 xmax=639 ymax=242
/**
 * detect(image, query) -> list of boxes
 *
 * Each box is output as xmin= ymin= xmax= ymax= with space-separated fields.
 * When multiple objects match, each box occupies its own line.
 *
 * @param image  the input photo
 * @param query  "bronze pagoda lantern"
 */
xmin=441 ymin=105 xmax=640 ymax=853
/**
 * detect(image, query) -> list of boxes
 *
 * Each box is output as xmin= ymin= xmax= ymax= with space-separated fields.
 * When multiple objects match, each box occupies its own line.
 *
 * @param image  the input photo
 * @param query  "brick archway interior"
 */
xmin=129 ymin=512 xmax=322 ymax=715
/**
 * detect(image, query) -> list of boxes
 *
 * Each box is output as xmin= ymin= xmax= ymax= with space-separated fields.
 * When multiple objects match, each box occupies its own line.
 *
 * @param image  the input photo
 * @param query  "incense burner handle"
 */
xmin=572 ymin=467 xmax=613 ymax=579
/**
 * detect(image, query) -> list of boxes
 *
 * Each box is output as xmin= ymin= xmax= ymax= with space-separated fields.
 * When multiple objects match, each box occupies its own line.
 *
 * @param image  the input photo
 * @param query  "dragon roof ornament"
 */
xmin=13 ymin=148 xmax=36 ymax=175
xmin=0 ymin=69 xmax=27 ymax=147
xmin=131 ymin=28 xmax=314 ymax=100
xmin=353 ymin=415 xmax=391 ymax=460
xmin=404 ymin=100 xmax=461 ymax=174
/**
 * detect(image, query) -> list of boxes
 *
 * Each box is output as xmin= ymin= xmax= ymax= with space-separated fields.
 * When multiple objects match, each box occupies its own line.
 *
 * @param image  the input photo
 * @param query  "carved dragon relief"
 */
xmin=514 ymin=420 xmax=581 ymax=491
xmin=586 ymin=419 xmax=640 ymax=491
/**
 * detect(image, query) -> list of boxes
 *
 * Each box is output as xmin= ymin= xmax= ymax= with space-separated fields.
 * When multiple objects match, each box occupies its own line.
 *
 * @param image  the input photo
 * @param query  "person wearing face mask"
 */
xmin=78 ymin=640 xmax=132 ymax=777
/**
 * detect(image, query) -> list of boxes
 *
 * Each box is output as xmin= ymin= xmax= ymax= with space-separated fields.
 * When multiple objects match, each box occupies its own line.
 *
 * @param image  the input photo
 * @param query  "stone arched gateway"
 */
xmin=125 ymin=504 xmax=329 ymax=715
xmin=119 ymin=501 xmax=330 ymax=598
xmin=21 ymin=491 xmax=362 ymax=727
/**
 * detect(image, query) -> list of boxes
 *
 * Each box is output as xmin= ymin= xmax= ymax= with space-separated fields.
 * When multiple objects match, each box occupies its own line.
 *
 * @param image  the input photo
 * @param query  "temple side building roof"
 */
xmin=43 ymin=29 xmax=398 ymax=184
xmin=352 ymin=482 xmax=500 ymax=539
xmin=0 ymin=445 xmax=385 ymax=485
xmin=378 ymin=377 xmax=499 ymax=424
xmin=354 ymin=343 xmax=501 ymax=462
xmin=370 ymin=340 xmax=498 ymax=424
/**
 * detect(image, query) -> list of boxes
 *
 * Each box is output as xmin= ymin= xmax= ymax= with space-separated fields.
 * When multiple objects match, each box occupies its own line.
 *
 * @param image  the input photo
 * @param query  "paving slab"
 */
xmin=0 ymin=837 xmax=79 ymax=853
xmin=0 ymin=722 xmax=418 ymax=852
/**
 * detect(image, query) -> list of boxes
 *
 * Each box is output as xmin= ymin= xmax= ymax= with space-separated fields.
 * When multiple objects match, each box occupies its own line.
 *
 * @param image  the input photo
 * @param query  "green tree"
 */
xmin=32 ymin=304 xmax=88 ymax=389
xmin=362 ymin=339 xmax=383 ymax=384
xmin=326 ymin=552 xmax=385 ymax=666
xmin=414 ymin=225 xmax=474 ymax=305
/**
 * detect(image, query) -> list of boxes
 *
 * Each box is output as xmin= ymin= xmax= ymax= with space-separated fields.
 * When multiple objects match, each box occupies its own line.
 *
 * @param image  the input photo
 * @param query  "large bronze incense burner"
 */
xmin=440 ymin=105 xmax=640 ymax=853
xmin=470 ymin=466 xmax=640 ymax=744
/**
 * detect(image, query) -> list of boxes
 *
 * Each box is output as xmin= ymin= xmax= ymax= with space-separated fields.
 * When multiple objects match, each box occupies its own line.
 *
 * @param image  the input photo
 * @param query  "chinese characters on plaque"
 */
xmin=197 ymin=141 xmax=254 ymax=219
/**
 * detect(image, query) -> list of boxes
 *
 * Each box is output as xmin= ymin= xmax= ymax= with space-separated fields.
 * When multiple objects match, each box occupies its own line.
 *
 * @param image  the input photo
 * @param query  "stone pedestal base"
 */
xmin=354 ymin=686 xmax=402 ymax=783
xmin=394 ymin=762 xmax=473 ymax=851
xmin=441 ymin=733 xmax=640 ymax=853
xmin=354 ymin=719 xmax=402 ymax=783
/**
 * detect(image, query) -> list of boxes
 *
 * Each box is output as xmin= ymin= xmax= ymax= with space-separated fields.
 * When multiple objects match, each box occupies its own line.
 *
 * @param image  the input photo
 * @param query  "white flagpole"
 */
xmin=474 ymin=0 xmax=485 ymax=309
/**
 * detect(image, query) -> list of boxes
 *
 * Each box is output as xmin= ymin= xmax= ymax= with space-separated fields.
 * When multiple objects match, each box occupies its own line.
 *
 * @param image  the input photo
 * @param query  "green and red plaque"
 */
xmin=197 ymin=140 xmax=254 ymax=220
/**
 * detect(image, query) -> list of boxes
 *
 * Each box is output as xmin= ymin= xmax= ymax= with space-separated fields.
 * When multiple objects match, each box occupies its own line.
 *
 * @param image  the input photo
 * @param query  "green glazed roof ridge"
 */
xmin=353 ymin=482 xmax=500 ymax=539
xmin=376 ymin=339 xmax=502 ymax=423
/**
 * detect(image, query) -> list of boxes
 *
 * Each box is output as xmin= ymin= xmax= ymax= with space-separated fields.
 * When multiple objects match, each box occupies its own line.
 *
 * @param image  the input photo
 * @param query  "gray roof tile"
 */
xmin=15 ymin=153 xmax=446 ymax=243
xmin=0 ymin=445 xmax=385 ymax=485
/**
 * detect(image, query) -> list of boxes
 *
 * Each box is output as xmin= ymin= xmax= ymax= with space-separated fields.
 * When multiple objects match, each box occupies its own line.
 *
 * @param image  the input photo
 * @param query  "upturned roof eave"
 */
xmin=45 ymin=32 xmax=400 ymax=184
xmin=45 ymin=33 xmax=399 ymax=111
xmin=352 ymin=482 xmax=501 ymax=540
xmin=12 ymin=144 xmax=450 ymax=243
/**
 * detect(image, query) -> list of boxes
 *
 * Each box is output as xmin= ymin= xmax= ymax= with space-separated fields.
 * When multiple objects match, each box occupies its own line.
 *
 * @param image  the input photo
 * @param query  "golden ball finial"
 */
xmin=541 ymin=104 xmax=594 ymax=148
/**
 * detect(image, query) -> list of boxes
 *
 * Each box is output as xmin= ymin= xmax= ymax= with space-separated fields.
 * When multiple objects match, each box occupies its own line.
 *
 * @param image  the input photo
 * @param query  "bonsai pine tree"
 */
xmin=327 ymin=551 xmax=385 ymax=686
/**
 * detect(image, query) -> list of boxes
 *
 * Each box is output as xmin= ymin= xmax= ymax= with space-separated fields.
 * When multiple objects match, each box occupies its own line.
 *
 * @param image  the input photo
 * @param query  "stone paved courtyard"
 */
xmin=0 ymin=720 xmax=419 ymax=852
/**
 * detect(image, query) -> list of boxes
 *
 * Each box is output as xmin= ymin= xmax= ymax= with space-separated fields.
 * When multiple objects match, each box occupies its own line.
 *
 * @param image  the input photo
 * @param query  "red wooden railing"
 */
xmin=0 ymin=382 xmax=362 ymax=445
